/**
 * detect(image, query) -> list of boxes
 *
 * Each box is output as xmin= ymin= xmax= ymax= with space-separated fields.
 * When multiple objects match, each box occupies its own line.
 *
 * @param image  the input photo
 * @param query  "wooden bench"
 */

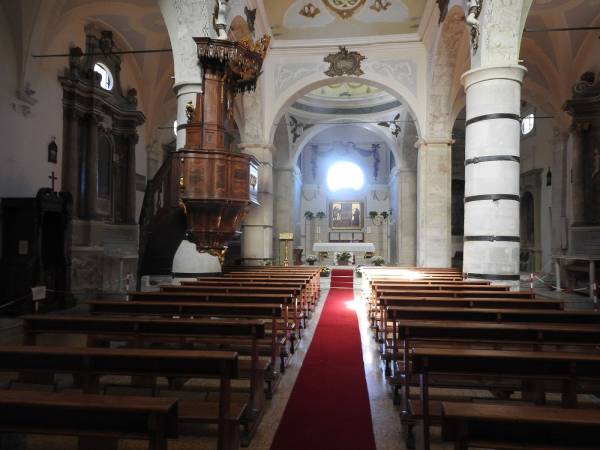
xmin=0 ymin=390 xmax=178 ymax=450
xmin=0 ymin=345 xmax=242 ymax=450
xmin=161 ymin=284 xmax=309 ymax=326
xmin=21 ymin=314 xmax=268 ymax=435
xmin=441 ymin=402 xmax=600 ymax=450
xmin=374 ymin=295 xmax=564 ymax=346
xmin=86 ymin=300 xmax=287 ymax=392
xmin=410 ymin=348 xmax=600 ymax=450
xmin=128 ymin=291 xmax=299 ymax=349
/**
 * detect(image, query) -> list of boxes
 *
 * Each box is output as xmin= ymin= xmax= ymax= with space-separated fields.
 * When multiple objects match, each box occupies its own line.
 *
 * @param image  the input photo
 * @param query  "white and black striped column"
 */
xmin=461 ymin=66 xmax=527 ymax=286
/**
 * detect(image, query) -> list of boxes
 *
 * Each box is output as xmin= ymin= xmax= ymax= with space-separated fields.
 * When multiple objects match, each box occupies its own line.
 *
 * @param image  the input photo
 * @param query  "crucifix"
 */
xmin=48 ymin=171 xmax=58 ymax=192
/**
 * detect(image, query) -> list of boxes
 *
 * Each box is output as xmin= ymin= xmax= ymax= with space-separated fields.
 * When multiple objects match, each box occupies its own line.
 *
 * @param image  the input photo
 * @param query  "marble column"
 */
xmin=274 ymin=166 xmax=302 ymax=265
xmin=158 ymin=0 xmax=222 ymax=273
xmin=397 ymin=168 xmax=417 ymax=266
xmin=62 ymin=109 xmax=80 ymax=217
xmin=416 ymin=138 xmax=452 ymax=267
xmin=85 ymin=114 xmax=99 ymax=218
xmin=461 ymin=65 xmax=527 ymax=286
xmin=127 ymin=134 xmax=138 ymax=224
xmin=240 ymin=144 xmax=274 ymax=266
xmin=569 ymin=123 xmax=588 ymax=225
xmin=174 ymin=82 xmax=202 ymax=149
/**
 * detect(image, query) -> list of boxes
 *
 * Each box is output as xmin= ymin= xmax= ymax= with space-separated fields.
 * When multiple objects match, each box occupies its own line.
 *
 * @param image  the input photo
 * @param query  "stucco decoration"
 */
xmin=324 ymin=46 xmax=366 ymax=77
xmin=213 ymin=0 xmax=229 ymax=39
xmin=323 ymin=0 xmax=366 ymax=19
xmin=465 ymin=0 xmax=483 ymax=54
xmin=275 ymin=62 xmax=326 ymax=96
xmin=366 ymin=59 xmax=417 ymax=92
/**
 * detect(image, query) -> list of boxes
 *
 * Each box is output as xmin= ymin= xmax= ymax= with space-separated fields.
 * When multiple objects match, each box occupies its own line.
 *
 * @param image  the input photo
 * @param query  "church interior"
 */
xmin=0 ymin=0 xmax=600 ymax=449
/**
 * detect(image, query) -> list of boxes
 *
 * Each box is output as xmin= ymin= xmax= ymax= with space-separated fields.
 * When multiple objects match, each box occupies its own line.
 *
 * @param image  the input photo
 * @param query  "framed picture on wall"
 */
xmin=330 ymin=200 xmax=363 ymax=230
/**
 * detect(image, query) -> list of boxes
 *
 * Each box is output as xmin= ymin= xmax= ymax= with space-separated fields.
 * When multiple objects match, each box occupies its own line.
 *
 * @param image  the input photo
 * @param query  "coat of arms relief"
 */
xmin=322 ymin=0 xmax=366 ymax=19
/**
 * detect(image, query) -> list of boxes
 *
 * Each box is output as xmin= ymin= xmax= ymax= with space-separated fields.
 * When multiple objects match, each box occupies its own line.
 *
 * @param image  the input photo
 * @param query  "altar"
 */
xmin=312 ymin=243 xmax=375 ymax=253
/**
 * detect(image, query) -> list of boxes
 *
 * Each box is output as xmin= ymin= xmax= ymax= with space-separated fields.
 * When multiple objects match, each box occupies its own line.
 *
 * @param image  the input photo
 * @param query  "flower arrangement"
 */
xmin=306 ymin=254 xmax=317 ymax=265
xmin=371 ymin=256 xmax=385 ymax=266
xmin=304 ymin=210 xmax=314 ymax=220
xmin=320 ymin=265 xmax=330 ymax=277
xmin=336 ymin=251 xmax=352 ymax=265
xmin=315 ymin=211 xmax=326 ymax=219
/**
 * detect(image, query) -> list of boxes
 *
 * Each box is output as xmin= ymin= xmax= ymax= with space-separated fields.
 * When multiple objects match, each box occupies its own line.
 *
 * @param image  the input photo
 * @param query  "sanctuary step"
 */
xmin=331 ymin=269 xmax=354 ymax=289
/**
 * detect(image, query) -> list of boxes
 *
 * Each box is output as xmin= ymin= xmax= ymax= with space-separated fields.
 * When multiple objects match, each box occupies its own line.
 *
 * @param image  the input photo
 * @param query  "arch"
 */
xmin=427 ymin=5 xmax=470 ymax=138
xmin=291 ymin=121 xmax=404 ymax=168
xmin=267 ymin=75 xmax=423 ymax=146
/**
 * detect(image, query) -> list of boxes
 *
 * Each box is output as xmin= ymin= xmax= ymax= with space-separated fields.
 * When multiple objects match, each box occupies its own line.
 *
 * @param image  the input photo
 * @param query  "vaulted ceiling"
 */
xmin=259 ymin=0 xmax=427 ymax=40
xmin=520 ymin=0 xmax=600 ymax=120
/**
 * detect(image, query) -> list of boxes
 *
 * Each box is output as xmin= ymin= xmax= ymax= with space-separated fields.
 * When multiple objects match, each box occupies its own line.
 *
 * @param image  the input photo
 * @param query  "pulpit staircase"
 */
xmin=330 ymin=269 xmax=354 ymax=289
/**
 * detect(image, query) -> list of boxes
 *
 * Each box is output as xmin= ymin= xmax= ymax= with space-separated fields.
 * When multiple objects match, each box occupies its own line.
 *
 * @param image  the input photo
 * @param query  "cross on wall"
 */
xmin=48 ymin=171 xmax=58 ymax=191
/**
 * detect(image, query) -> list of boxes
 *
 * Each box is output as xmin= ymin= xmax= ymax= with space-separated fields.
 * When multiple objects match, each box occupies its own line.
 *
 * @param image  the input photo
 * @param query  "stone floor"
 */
xmin=0 ymin=279 xmax=597 ymax=449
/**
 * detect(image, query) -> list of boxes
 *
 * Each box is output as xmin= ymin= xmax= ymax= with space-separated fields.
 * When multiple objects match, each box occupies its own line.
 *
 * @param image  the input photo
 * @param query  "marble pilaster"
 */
xmin=240 ymin=144 xmax=274 ymax=266
xmin=416 ymin=138 xmax=452 ymax=267
xmin=397 ymin=168 xmax=417 ymax=266
xmin=85 ymin=114 xmax=99 ymax=218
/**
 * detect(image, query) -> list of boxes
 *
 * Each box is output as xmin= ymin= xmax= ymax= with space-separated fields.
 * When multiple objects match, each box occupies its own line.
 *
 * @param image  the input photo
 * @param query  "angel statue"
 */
xmin=214 ymin=0 xmax=229 ymax=40
xmin=465 ymin=0 xmax=482 ymax=53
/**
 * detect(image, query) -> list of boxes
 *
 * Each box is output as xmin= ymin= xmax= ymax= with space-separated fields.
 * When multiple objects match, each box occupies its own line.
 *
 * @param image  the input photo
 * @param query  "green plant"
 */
xmin=380 ymin=210 xmax=389 ymax=220
xmin=320 ymin=265 xmax=330 ymax=277
xmin=315 ymin=211 xmax=326 ymax=219
xmin=306 ymin=254 xmax=317 ymax=263
xmin=304 ymin=211 xmax=314 ymax=220
xmin=336 ymin=251 xmax=352 ymax=262
xmin=372 ymin=256 xmax=385 ymax=266
xmin=368 ymin=211 xmax=378 ymax=219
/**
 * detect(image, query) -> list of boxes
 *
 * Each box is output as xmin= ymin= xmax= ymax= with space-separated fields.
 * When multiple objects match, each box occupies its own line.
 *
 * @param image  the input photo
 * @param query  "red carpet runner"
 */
xmin=270 ymin=281 xmax=376 ymax=450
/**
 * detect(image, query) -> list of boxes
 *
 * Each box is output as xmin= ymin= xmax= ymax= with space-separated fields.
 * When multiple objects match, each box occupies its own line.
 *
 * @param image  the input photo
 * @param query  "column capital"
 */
xmin=239 ymin=143 xmax=275 ymax=152
xmin=415 ymin=137 xmax=454 ymax=149
xmin=173 ymin=82 xmax=203 ymax=96
xmin=461 ymin=65 xmax=527 ymax=89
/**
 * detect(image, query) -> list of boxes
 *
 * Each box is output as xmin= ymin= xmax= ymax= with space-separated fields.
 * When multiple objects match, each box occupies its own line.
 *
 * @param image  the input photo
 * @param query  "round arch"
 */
xmin=267 ymin=75 xmax=423 ymax=146
xmin=291 ymin=121 xmax=404 ymax=168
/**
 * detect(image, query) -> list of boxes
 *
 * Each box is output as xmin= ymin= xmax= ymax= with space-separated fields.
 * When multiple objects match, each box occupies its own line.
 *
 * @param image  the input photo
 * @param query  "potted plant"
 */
xmin=320 ymin=265 xmax=330 ymax=277
xmin=304 ymin=211 xmax=314 ymax=220
xmin=355 ymin=266 xmax=363 ymax=278
xmin=315 ymin=211 xmax=326 ymax=219
xmin=336 ymin=251 xmax=352 ymax=266
xmin=306 ymin=254 xmax=317 ymax=265
xmin=368 ymin=211 xmax=379 ymax=220
xmin=380 ymin=210 xmax=390 ymax=221
xmin=372 ymin=256 xmax=385 ymax=266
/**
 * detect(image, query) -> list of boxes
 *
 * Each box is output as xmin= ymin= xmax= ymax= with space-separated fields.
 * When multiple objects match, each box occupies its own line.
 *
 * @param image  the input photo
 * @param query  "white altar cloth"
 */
xmin=312 ymin=242 xmax=375 ymax=253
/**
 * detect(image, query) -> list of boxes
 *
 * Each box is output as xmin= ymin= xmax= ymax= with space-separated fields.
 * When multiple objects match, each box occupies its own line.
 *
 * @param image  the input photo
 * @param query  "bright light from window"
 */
xmin=327 ymin=161 xmax=364 ymax=191
xmin=93 ymin=63 xmax=113 ymax=91
xmin=521 ymin=113 xmax=535 ymax=135
xmin=173 ymin=120 xmax=178 ymax=136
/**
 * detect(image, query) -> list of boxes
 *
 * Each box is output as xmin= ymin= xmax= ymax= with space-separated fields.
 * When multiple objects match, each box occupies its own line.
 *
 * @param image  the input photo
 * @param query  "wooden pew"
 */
xmin=128 ymin=291 xmax=299 ymax=350
xmin=409 ymin=348 xmax=600 ymax=450
xmin=0 ymin=345 xmax=241 ymax=450
xmin=0 ymin=390 xmax=178 ymax=450
xmin=374 ymin=295 xmax=563 ymax=346
xmin=86 ymin=300 xmax=287 ymax=389
xmin=21 ymin=314 xmax=267 ymax=439
xmin=161 ymin=284 xmax=309 ymax=327
xmin=441 ymin=402 xmax=600 ymax=450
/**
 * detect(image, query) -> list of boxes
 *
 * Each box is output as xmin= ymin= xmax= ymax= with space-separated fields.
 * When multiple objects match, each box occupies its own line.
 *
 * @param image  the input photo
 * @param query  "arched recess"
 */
xmin=426 ymin=5 xmax=470 ymax=138
xmin=267 ymin=75 xmax=423 ymax=147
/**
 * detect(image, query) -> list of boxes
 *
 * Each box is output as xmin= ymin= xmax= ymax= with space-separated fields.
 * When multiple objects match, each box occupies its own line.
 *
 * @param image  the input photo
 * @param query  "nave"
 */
xmin=1 ymin=266 xmax=600 ymax=449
